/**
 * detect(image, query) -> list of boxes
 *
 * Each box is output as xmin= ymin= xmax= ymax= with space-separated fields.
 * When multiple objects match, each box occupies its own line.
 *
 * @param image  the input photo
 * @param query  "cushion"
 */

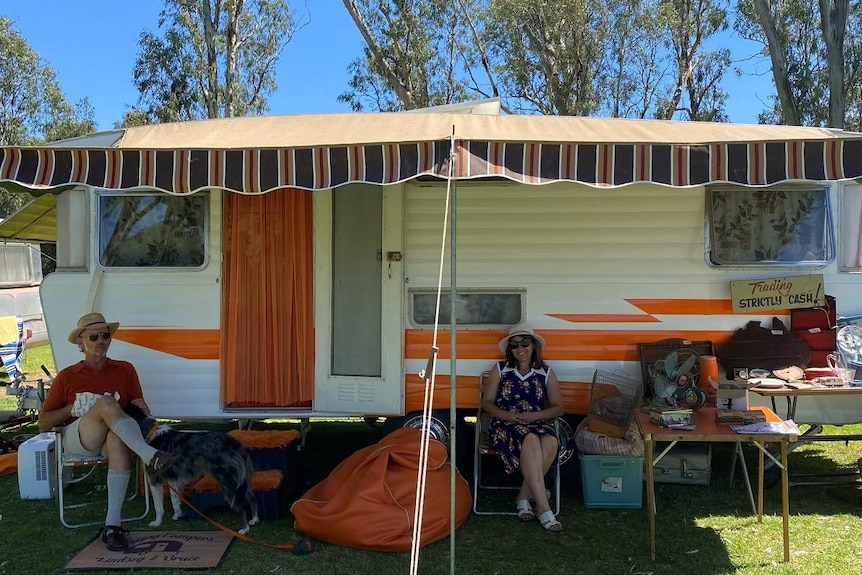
xmin=575 ymin=417 xmax=644 ymax=457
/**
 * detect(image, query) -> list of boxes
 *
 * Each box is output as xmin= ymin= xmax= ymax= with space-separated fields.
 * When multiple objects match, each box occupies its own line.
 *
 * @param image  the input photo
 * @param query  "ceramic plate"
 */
xmin=748 ymin=378 xmax=785 ymax=389
xmin=772 ymin=366 xmax=805 ymax=382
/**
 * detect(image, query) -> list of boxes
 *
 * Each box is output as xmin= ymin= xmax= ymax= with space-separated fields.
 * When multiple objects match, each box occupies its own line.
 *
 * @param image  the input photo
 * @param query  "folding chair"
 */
xmin=472 ymin=370 xmax=561 ymax=515
xmin=0 ymin=315 xmax=27 ymax=384
xmin=55 ymin=430 xmax=150 ymax=528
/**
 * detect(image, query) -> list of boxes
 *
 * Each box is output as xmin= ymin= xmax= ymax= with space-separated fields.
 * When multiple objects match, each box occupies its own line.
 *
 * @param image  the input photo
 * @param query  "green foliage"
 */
xmin=128 ymin=0 xmax=303 ymax=122
xmin=0 ymin=16 xmax=96 ymax=218
xmin=339 ymin=0 xmax=476 ymax=111
xmin=0 ymin=16 xmax=96 ymax=145
xmin=342 ymin=0 xmax=731 ymax=119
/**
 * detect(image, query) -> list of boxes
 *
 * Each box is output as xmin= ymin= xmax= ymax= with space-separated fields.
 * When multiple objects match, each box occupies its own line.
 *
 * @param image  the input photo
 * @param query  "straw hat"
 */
xmin=67 ymin=312 xmax=120 ymax=344
xmin=498 ymin=322 xmax=545 ymax=353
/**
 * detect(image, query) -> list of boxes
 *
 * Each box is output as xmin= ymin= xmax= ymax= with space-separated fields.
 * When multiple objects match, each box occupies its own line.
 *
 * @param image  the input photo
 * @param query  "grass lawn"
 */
xmin=2 ymin=413 xmax=862 ymax=574
xmin=0 ymin=344 xmax=55 ymax=412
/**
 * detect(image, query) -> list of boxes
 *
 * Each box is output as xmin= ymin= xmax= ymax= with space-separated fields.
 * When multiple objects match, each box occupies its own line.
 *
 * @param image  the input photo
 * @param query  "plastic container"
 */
xmin=579 ymin=453 xmax=644 ymax=508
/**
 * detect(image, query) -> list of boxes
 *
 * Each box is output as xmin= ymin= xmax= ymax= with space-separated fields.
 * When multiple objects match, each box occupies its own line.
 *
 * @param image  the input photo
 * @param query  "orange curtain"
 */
xmin=221 ymin=190 xmax=314 ymax=407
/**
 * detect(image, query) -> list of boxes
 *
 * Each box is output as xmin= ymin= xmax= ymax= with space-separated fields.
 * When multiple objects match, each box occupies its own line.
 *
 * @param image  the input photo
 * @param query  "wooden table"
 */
xmin=750 ymin=382 xmax=862 ymax=423
xmin=637 ymin=406 xmax=797 ymax=563
xmin=749 ymin=383 xmax=862 ymax=484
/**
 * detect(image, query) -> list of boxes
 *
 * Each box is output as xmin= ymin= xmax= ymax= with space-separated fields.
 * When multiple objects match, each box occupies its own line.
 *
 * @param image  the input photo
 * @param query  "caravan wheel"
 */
xmin=556 ymin=416 xmax=576 ymax=467
xmin=401 ymin=411 xmax=451 ymax=447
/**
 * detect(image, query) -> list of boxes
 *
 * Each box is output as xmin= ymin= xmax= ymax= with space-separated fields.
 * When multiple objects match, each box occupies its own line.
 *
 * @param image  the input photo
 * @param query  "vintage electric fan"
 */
xmin=650 ymin=349 xmax=708 ymax=409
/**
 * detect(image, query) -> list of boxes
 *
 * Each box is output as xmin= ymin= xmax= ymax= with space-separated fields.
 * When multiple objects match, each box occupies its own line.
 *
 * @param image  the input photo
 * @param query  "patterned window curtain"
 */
xmin=710 ymin=188 xmax=829 ymax=264
xmin=221 ymin=189 xmax=314 ymax=408
xmin=839 ymin=184 xmax=862 ymax=271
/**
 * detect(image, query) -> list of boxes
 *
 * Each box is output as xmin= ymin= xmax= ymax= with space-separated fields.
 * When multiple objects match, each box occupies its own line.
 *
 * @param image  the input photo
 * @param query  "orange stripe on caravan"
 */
xmin=627 ymin=298 xmax=785 ymax=315
xmin=113 ymin=329 xmax=220 ymax=360
xmin=405 ymin=329 xmax=734 ymax=362
xmin=552 ymin=299 xmax=780 ymax=321
xmin=550 ymin=314 xmax=660 ymax=323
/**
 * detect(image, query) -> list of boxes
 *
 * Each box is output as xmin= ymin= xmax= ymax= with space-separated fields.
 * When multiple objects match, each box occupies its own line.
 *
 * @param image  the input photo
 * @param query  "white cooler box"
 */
xmin=17 ymin=432 xmax=58 ymax=500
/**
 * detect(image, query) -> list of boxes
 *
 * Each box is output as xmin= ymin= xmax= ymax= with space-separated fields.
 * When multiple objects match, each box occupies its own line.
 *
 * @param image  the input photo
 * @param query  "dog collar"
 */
xmin=145 ymin=423 xmax=159 ymax=442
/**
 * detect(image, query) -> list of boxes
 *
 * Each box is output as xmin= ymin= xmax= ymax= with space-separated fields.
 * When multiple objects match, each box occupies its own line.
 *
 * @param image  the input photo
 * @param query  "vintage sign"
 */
xmin=730 ymin=274 xmax=825 ymax=313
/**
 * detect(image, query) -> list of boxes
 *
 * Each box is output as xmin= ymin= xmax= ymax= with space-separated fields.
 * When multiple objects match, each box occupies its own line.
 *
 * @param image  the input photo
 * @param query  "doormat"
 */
xmin=63 ymin=530 xmax=235 ymax=571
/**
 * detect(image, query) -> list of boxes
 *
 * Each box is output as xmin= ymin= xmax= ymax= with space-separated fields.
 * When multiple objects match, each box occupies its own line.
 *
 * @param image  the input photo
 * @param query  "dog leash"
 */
xmin=169 ymin=485 xmax=314 ymax=555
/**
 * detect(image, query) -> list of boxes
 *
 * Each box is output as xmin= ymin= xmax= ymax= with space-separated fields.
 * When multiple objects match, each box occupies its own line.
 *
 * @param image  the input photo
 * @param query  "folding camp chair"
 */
xmin=55 ymin=430 xmax=150 ymax=528
xmin=472 ymin=370 xmax=561 ymax=515
xmin=0 ymin=315 xmax=27 ymax=384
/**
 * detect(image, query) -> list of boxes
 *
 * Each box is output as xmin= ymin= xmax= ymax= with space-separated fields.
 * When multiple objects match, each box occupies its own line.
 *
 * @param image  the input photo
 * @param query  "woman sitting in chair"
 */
xmin=482 ymin=323 xmax=564 ymax=532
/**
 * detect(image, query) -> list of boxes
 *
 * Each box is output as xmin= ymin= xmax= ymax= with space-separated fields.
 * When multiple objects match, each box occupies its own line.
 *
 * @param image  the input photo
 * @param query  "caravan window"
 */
xmin=410 ymin=290 xmax=523 ymax=327
xmin=0 ymin=243 xmax=41 ymax=287
xmin=97 ymin=193 xmax=208 ymax=268
xmin=839 ymin=184 xmax=862 ymax=272
xmin=707 ymin=187 xmax=833 ymax=267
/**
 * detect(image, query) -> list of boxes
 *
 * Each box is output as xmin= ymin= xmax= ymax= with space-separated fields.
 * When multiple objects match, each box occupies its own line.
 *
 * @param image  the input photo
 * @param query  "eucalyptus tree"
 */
xmin=485 ymin=0 xmax=609 ymax=115
xmin=0 ymin=15 xmax=96 ymax=215
xmin=340 ymin=0 xmax=481 ymax=111
xmin=601 ymin=1 xmax=668 ymax=118
xmin=342 ymin=0 xmax=731 ymax=121
xmin=128 ymin=0 xmax=304 ymax=123
xmin=654 ymin=0 xmax=731 ymax=121
xmin=736 ymin=0 xmax=855 ymax=127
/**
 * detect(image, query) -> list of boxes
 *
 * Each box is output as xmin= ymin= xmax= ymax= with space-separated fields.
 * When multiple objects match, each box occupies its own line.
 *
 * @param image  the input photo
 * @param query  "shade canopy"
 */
xmin=2 ymin=112 xmax=862 ymax=199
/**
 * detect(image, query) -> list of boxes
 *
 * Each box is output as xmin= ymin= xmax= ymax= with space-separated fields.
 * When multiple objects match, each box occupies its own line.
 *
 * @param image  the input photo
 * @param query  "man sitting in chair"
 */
xmin=38 ymin=312 xmax=176 ymax=551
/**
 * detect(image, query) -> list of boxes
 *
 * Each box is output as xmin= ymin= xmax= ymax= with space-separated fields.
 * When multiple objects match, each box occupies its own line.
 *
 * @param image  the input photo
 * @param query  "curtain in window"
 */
xmin=221 ymin=190 xmax=314 ymax=407
xmin=840 ymin=185 xmax=862 ymax=270
xmin=711 ymin=189 xmax=827 ymax=263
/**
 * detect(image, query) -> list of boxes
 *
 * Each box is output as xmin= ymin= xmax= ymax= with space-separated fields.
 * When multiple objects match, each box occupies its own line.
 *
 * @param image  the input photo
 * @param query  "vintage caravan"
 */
xmin=2 ymin=107 xmax=862 ymax=451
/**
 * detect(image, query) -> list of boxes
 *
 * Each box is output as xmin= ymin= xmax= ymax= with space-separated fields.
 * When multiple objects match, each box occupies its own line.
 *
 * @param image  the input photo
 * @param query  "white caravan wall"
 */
xmin=402 ymin=181 xmax=862 ymax=388
xmin=42 ymin=190 xmax=223 ymax=419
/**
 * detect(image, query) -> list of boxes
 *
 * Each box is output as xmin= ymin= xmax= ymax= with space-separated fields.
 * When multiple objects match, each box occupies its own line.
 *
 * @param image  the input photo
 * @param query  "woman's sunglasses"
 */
xmin=87 ymin=332 xmax=112 ymax=342
xmin=508 ymin=338 xmax=533 ymax=349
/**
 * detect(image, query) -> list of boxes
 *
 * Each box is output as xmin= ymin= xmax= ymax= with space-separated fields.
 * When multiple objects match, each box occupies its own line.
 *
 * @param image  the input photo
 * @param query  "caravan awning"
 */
xmin=0 ymin=193 xmax=57 ymax=242
xmin=2 ymin=113 xmax=862 ymax=196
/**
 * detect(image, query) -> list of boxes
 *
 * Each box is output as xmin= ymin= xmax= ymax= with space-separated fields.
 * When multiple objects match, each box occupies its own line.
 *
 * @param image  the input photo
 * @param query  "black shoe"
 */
xmin=101 ymin=525 xmax=129 ymax=551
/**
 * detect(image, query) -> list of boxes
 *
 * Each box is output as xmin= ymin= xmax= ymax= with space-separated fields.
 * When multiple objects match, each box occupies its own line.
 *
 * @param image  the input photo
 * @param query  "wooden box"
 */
xmin=649 ymin=407 xmax=693 ymax=427
xmin=715 ymin=409 xmax=768 ymax=425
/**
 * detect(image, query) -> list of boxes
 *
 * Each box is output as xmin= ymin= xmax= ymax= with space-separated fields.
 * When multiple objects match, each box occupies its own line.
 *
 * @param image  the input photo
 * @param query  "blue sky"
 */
xmin=4 ymin=0 xmax=776 ymax=132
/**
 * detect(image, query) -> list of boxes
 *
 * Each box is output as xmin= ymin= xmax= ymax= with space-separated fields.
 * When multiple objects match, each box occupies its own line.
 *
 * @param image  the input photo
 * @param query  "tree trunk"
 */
xmin=819 ymin=0 xmax=848 ymax=128
xmin=752 ymin=0 xmax=800 ymax=125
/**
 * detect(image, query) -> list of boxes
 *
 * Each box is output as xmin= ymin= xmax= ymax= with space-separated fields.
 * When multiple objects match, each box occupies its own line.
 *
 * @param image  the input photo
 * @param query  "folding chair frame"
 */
xmin=55 ymin=431 xmax=150 ymax=528
xmin=472 ymin=370 xmax=561 ymax=516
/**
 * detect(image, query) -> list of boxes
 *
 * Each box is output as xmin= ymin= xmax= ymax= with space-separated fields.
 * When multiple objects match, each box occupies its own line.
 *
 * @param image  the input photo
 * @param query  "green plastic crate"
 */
xmin=579 ymin=453 xmax=644 ymax=509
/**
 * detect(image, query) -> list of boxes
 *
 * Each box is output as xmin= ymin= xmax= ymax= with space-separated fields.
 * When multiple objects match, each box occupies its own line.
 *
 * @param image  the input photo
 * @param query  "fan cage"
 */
xmin=587 ymin=370 xmax=643 ymax=439
xmin=639 ymin=339 xmax=715 ymax=397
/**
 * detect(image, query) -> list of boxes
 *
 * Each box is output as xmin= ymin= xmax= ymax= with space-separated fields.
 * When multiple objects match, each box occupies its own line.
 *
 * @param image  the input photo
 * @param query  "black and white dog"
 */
xmin=123 ymin=403 xmax=259 ymax=534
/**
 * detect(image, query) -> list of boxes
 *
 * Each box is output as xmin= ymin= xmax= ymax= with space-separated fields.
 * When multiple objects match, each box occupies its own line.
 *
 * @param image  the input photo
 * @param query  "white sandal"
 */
xmin=537 ymin=510 xmax=562 ymax=532
xmin=516 ymin=499 xmax=535 ymax=521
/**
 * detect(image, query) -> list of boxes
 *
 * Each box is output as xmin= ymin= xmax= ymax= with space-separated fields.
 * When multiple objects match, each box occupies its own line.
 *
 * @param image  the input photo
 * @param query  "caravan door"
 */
xmin=313 ymin=184 xmax=403 ymax=414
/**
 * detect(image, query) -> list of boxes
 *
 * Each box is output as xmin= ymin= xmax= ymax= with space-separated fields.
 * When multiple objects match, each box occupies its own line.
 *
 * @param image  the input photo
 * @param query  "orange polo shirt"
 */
xmin=41 ymin=359 xmax=144 ymax=425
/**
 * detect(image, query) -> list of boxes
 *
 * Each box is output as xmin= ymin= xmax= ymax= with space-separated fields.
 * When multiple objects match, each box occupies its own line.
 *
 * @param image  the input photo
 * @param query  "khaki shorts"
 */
xmin=62 ymin=418 xmax=105 ymax=458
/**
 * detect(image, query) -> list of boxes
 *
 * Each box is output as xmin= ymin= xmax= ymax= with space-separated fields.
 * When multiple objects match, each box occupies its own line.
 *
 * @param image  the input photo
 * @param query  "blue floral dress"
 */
xmin=489 ymin=360 xmax=557 ymax=474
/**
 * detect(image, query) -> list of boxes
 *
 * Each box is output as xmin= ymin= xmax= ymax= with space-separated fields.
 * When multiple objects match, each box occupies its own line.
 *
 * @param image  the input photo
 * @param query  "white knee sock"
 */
xmin=105 ymin=469 xmax=131 ymax=526
xmin=109 ymin=417 xmax=158 ymax=464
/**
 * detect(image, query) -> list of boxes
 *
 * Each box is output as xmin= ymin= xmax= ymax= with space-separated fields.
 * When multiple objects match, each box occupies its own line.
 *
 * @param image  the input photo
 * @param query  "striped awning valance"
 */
xmin=3 ymin=138 xmax=862 ymax=195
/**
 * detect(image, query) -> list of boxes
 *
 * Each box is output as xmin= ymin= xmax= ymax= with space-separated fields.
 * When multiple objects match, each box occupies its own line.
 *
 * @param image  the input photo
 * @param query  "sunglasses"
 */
xmin=87 ymin=332 xmax=112 ymax=342
xmin=508 ymin=338 xmax=533 ymax=349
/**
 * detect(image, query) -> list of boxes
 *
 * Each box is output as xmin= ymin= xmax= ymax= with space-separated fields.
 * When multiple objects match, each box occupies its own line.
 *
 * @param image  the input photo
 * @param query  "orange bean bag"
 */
xmin=291 ymin=426 xmax=472 ymax=552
